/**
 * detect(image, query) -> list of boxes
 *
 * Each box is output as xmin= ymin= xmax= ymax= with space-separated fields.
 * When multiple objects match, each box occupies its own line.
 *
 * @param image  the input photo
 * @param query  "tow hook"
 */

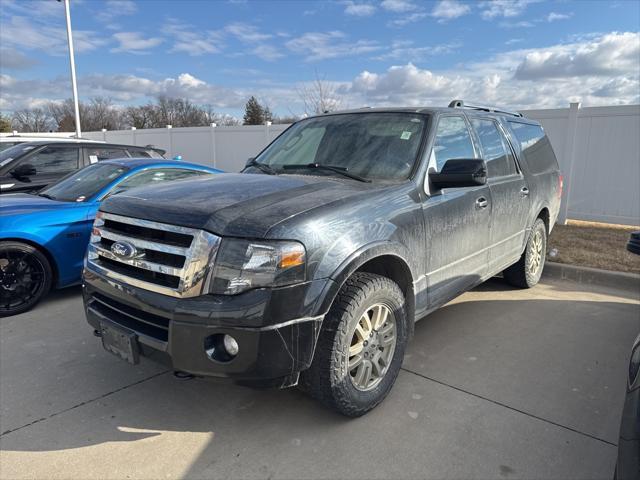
xmin=173 ymin=371 xmax=195 ymax=380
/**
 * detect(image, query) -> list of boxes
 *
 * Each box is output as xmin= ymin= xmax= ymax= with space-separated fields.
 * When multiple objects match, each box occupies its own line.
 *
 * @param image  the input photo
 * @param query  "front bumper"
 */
xmin=83 ymin=268 xmax=329 ymax=387
xmin=617 ymin=387 xmax=640 ymax=480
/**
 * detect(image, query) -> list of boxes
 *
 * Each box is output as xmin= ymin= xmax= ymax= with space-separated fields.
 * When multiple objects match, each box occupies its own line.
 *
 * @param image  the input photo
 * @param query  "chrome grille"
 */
xmin=87 ymin=212 xmax=220 ymax=298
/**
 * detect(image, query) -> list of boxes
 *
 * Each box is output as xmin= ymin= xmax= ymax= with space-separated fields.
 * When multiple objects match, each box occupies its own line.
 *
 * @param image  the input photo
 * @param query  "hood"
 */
xmin=0 ymin=193 xmax=78 ymax=216
xmin=100 ymin=173 xmax=383 ymax=237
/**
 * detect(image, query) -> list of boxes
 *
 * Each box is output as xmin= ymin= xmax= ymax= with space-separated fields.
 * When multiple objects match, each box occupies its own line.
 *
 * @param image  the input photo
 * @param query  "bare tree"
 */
xmin=122 ymin=104 xmax=155 ymax=129
xmin=297 ymin=71 xmax=342 ymax=116
xmin=11 ymin=108 xmax=55 ymax=132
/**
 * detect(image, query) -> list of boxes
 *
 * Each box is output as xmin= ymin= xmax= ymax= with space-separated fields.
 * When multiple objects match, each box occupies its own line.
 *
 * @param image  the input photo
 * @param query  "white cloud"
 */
xmin=0 ymin=48 xmax=37 ymax=69
xmin=547 ymin=12 xmax=572 ymax=22
xmin=348 ymin=32 xmax=640 ymax=109
xmin=1 ymin=32 xmax=638 ymax=113
xmin=514 ymin=32 xmax=640 ymax=79
xmin=431 ymin=0 xmax=471 ymax=22
xmin=373 ymin=40 xmax=461 ymax=61
xmin=480 ymin=0 xmax=538 ymax=19
xmin=252 ymin=44 xmax=284 ymax=61
xmin=0 ymin=15 xmax=107 ymax=54
xmin=343 ymin=1 xmax=377 ymax=16
xmin=225 ymin=23 xmax=272 ymax=43
xmin=286 ymin=31 xmax=381 ymax=61
xmin=165 ymin=19 xmax=223 ymax=56
xmin=381 ymin=0 xmax=418 ymax=13
xmin=388 ymin=12 xmax=428 ymax=27
xmin=97 ymin=0 xmax=138 ymax=22
xmin=111 ymin=32 xmax=163 ymax=54
xmin=499 ymin=20 xmax=534 ymax=28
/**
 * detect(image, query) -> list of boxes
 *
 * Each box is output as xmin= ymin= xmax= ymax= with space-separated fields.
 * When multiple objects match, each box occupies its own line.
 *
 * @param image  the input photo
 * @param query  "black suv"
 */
xmin=0 ymin=141 xmax=165 ymax=194
xmin=83 ymin=100 xmax=562 ymax=416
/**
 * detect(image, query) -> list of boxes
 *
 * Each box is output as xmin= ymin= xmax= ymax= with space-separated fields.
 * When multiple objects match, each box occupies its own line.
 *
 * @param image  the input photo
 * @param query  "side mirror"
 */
xmin=10 ymin=163 xmax=37 ymax=179
xmin=245 ymin=157 xmax=255 ymax=167
xmin=429 ymin=159 xmax=487 ymax=189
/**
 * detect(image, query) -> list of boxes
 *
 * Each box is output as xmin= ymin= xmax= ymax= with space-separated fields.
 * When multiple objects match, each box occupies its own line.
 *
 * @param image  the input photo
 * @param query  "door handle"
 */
xmin=475 ymin=197 xmax=488 ymax=209
xmin=520 ymin=187 xmax=530 ymax=197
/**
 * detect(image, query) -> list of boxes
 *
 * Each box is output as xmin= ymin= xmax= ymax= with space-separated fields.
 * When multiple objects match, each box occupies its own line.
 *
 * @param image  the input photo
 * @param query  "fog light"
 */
xmin=223 ymin=334 xmax=239 ymax=356
xmin=205 ymin=334 xmax=238 ymax=363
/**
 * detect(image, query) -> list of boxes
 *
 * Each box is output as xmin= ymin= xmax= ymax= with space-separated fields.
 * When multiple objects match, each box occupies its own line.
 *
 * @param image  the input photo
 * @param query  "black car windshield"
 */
xmin=253 ymin=113 xmax=427 ymax=181
xmin=40 ymin=163 xmax=128 ymax=202
xmin=0 ymin=143 xmax=39 ymax=167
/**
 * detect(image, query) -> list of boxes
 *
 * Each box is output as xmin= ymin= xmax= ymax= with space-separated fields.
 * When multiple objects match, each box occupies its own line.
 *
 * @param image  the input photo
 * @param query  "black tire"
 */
xmin=0 ymin=241 xmax=52 ymax=317
xmin=299 ymin=272 xmax=408 ymax=417
xmin=503 ymin=218 xmax=547 ymax=288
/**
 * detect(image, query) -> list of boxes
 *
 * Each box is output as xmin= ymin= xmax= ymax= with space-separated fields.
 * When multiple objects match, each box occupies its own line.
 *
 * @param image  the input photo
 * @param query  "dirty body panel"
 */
xmin=84 ymin=106 xmax=561 ymax=386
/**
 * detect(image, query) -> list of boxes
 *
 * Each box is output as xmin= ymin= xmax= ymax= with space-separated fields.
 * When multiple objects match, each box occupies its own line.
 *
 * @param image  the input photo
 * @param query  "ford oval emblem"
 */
xmin=111 ymin=240 xmax=138 ymax=259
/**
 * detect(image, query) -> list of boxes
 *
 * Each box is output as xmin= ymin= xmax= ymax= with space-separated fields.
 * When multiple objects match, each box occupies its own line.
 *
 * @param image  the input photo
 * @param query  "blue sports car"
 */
xmin=0 ymin=158 xmax=222 ymax=316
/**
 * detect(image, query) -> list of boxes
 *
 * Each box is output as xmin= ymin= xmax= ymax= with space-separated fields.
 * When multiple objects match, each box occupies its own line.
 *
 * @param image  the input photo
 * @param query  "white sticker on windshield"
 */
xmin=400 ymin=131 xmax=412 ymax=140
xmin=89 ymin=155 xmax=98 ymax=164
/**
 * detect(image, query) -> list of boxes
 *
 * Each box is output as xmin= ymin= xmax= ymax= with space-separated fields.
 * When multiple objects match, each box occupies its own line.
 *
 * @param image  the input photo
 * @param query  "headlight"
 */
xmin=629 ymin=341 xmax=640 ymax=390
xmin=208 ymin=239 xmax=306 ymax=295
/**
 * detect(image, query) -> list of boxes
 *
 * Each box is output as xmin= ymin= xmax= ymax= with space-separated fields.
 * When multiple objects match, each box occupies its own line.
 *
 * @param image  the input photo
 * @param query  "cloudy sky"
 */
xmin=0 ymin=0 xmax=638 ymax=117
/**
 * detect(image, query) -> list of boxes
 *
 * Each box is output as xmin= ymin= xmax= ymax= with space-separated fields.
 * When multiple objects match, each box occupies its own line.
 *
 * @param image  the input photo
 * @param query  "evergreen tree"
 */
xmin=0 ymin=113 xmax=11 ymax=133
xmin=243 ymin=96 xmax=265 ymax=125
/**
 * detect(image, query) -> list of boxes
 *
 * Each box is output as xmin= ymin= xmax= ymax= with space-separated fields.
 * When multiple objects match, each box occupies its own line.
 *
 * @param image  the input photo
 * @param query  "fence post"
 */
xmin=166 ymin=125 xmax=173 ymax=158
xmin=265 ymin=121 xmax=271 ymax=147
xmin=210 ymin=123 xmax=217 ymax=168
xmin=557 ymin=102 xmax=581 ymax=225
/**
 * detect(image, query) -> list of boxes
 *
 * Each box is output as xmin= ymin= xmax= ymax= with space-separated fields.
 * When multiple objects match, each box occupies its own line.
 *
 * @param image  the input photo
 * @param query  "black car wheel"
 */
xmin=0 ymin=241 xmax=52 ymax=317
xmin=300 ymin=272 xmax=408 ymax=417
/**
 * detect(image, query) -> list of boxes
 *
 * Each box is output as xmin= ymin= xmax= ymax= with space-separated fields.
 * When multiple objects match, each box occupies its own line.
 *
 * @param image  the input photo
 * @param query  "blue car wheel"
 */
xmin=0 ymin=241 xmax=52 ymax=317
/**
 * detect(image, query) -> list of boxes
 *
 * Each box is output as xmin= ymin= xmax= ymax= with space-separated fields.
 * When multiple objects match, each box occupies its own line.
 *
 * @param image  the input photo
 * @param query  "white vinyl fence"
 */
xmin=85 ymin=104 xmax=640 ymax=226
xmin=84 ymin=124 xmax=289 ymax=173
xmin=522 ymin=104 xmax=640 ymax=226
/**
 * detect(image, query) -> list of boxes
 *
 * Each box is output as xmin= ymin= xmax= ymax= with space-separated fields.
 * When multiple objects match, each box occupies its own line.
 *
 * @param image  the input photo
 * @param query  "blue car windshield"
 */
xmin=40 ymin=163 xmax=128 ymax=202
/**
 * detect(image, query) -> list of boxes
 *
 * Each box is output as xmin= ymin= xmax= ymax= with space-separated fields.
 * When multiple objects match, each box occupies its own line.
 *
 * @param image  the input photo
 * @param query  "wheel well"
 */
xmin=0 ymin=238 xmax=58 ymax=286
xmin=537 ymin=208 xmax=550 ymax=234
xmin=355 ymin=255 xmax=415 ymax=328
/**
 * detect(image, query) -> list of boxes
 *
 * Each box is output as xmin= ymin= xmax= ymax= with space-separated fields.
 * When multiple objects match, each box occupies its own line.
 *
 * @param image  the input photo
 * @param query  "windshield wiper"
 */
xmin=245 ymin=159 xmax=277 ymax=175
xmin=281 ymin=163 xmax=371 ymax=183
xmin=37 ymin=193 xmax=55 ymax=200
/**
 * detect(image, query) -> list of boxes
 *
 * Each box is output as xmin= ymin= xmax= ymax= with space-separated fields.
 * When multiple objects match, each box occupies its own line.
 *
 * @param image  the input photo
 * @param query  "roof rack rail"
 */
xmin=448 ymin=99 xmax=522 ymax=117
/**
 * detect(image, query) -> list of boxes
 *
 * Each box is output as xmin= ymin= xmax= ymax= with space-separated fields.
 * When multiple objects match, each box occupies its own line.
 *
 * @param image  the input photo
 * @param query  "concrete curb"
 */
xmin=543 ymin=261 xmax=640 ymax=294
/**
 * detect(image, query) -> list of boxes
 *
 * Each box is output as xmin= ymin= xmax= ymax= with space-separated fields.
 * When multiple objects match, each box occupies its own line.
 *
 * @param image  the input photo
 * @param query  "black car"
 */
xmin=0 ymin=141 xmax=165 ymax=194
xmin=617 ymin=334 xmax=640 ymax=480
xmin=83 ymin=100 xmax=562 ymax=416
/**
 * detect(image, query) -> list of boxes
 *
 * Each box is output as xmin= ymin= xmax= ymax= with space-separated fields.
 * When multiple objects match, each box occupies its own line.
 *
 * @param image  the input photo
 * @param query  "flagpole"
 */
xmin=63 ymin=0 xmax=81 ymax=138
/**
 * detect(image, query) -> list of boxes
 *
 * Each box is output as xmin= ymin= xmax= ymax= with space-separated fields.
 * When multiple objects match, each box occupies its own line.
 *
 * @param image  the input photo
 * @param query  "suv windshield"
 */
xmin=0 ymin=143 xmax=39 ymax=167
xmin=253 ymin=113 xmax=427 ymax=181
xmin=39 ymin=163 xmax=128 ymax=202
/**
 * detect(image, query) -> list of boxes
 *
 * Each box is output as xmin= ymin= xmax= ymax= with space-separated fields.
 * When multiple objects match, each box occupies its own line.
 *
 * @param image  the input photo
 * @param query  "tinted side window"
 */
xmin=432 ymin=116 xmax=475 ymax=171
xmin=471 ymin=118 xmax=516 ymax=177
xmin=508 ymin=122 xmax=558 ymax=174
xmin=86 ymin=147 xmax=128 ymax=161
xmin=26 ymin=147 xmax=79 ymax=173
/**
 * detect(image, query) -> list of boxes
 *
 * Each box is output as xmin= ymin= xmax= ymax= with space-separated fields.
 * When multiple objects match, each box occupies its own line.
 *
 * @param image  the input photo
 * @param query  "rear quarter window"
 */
xmin=508 ymin=121 xmax=559 ymax=174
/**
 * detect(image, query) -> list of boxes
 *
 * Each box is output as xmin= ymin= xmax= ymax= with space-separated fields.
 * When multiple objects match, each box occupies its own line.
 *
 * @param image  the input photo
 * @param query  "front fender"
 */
xmin=312 ymin=240 xmax=416 ymax=319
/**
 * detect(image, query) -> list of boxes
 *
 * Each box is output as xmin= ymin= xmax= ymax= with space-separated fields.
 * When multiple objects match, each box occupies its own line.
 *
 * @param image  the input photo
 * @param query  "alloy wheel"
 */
xmin=348 ymin=303 xmax=397 ymax=391
xmin=528 ymin=230 xmax=544 ymax=275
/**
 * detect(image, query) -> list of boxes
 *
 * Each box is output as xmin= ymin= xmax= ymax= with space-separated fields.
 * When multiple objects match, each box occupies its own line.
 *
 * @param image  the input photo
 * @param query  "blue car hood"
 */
xmin=0 ymin=193 xmax=80 ymax=216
